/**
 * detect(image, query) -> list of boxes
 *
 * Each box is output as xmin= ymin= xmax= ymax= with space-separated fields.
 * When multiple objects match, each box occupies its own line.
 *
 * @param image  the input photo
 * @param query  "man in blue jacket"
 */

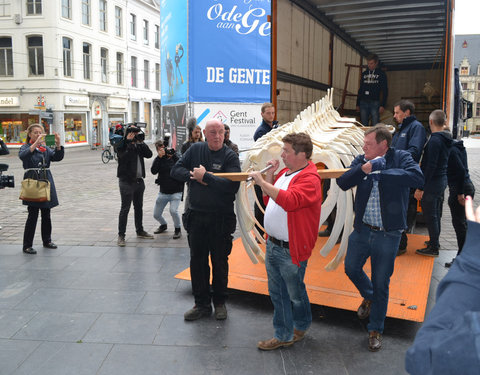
xmin=392 ymin=100 xmax=427 ymax=254
xmin=337 ymin=124 xmax=424 ymax=351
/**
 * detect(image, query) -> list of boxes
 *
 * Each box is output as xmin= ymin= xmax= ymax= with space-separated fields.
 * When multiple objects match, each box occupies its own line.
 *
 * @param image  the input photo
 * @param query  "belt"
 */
xmin=363 ymin=222 xmax=383 ymax=231
xmin=269 ymin=236 xmax=289 ymax=249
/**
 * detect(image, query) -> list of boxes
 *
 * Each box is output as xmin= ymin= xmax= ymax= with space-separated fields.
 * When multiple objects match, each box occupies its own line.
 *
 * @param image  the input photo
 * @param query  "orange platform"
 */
xmin=175 ymin=233 xmax=432 ymax=322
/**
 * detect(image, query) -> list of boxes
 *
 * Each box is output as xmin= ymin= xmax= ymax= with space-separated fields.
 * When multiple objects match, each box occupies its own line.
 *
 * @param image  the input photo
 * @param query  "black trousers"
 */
xmin=118 ymin=178 xmax=145 ymax=236
xmin=448 ymin=182 xmax=475 ymax=254
xmin=186 ymin=210 xmax=236 ymax=306
xmin=254 ymin=184 xmax=266 ymax=237
xmin=23 ymin=206 xmax=52 ymax=250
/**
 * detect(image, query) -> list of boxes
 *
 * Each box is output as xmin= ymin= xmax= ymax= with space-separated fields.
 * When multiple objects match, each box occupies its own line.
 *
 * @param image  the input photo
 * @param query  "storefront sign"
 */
xmin=64 ymin=95 xmax=89 ymax=107
xmin=92 ymin=102 xmax=102 ymax=120
xmin=0 ymin=96 xmax=19 ymax=107
xmin=193 ymin=102 xmax=262 ymax=152
xmin=108 ymin=98 xmax=128 ymax=110
xmin=189 ymin=1 xmax=271 ymax=103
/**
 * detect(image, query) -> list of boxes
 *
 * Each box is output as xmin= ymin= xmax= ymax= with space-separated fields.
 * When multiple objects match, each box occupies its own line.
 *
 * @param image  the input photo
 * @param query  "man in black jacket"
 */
xmin=116 ymin=125 xmax=154 ymax=246
xmin=171 ymin=119 xmax=240 ymax=321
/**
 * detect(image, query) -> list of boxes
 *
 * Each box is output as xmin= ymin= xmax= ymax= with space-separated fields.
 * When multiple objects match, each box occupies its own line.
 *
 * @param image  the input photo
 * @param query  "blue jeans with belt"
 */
xmin=344 ymin=224 xmax=401 ymax=333
xmin=265 ymin=239 xmax=312 ymax=342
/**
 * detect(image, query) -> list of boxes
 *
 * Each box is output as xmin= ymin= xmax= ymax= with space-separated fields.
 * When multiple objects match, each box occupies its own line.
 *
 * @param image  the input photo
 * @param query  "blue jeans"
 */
xmin=344 ymin=224 xmax=401 ymax=333
xmin=421 ymin=188 xmax=446 ymax=249
xmin=153 ymin=191 xmax=182 ymax=228
xmin=265 ymin=240 xmax=312 ymax=342
xmin=359 ymin=100 xmax=380 ymax=126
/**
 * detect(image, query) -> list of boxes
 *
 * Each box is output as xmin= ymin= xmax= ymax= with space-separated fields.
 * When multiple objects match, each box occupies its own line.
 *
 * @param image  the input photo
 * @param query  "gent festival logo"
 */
xmin=206 ymin=1 xmax=271 ymax=36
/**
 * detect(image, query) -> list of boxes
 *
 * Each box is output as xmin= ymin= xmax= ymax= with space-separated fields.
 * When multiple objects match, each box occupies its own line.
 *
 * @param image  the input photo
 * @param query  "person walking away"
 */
xmin=19 ymin=124 xmax=64 ymax=254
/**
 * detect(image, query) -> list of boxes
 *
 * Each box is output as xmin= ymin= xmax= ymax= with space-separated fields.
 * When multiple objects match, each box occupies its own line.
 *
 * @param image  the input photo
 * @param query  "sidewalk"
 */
xmin=1 ymin=141 xmax=479 ymax=374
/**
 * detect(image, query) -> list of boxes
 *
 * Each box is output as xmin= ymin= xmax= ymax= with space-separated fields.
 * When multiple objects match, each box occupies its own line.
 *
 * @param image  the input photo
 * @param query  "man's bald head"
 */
xmin=204 ymin=119 xmax=225 ymax=151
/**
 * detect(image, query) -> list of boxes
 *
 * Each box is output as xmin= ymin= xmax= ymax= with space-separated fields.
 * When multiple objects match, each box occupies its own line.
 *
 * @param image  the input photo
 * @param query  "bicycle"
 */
xmin=101 ymin=144 xmax=118 ymax=164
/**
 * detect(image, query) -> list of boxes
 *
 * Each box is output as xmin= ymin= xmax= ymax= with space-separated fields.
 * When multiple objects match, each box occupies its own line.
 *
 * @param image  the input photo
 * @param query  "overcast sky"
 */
xmin=455 ymin=0 xmax=480 ymax=35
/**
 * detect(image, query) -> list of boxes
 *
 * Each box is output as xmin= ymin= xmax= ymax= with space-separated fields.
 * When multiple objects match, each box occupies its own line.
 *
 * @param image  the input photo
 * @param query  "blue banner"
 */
xmin=189 ymin=0 xmax=271 ymax=103
xmin=161 ymin=0 xmax=188 ymax=105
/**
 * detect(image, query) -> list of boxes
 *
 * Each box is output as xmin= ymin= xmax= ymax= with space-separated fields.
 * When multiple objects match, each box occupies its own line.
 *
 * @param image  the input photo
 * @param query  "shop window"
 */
xmin=155 ymin=63 xmax=160 ymax=91
xmin=27 ymin=0 xmax=41 ymax=15
xmin=154 ymin=25 xmax=159 ymax=49
xmin=143 ymin=19 xmax=149 ymax=45
xmin=130 ymin=13 xmax=136 ymax=41
xmin=99 ymin=0 xmax=107 ymax=32
xmin=115 ymin=6 xmax=122 ymax=37
xmin=62 ymin=0 xmax=71 ymax=19
xmin=63 ymin=37 xmax=72 ymax=77
xmin=0 ymin=113 xmax=38 ymax=144
xmin=476 ymin=103 xmax=480 ymax=117
xmin=131 ymin=56 xmax=137 ymax=87
xmin=27 ymin=35 xmax=44 ymax=76
xmin=116 ymin=52 xmax=123 ymax=85
xmin=0 ymin=0 xmax=11 ymax=16
xmin=82 ymin=0 xmax=90 ymax=26
xmin=83 ymin=42 xmax=91 ymax=80
xmin=144 ymin=60 xmax=149 ymax=89
xmin=101 ymin=47 xmax=108 ymax=83
xmin=64 ymin=113 xmax=87 ymax=144
xmin=460 ymin=66 xmax=469 ymax=75
xmin=0 ymin=37 xmax=13 ymax=76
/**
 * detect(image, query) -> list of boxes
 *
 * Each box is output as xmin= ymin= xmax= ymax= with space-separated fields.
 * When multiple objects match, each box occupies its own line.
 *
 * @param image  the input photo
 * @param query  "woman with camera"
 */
xmin=19 ymin=124 xmax=64 ymax=254
xmin=151 ymin=140 xmax=184 ymax=239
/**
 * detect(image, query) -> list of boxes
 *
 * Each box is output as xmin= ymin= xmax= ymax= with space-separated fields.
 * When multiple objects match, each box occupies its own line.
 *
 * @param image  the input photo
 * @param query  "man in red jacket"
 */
xmin=249 ymin=132 xmax=322 ymax=351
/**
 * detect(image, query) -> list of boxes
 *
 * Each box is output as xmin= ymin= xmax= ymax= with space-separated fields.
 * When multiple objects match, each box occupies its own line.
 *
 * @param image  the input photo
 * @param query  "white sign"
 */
xmin=108 ymin=98 xmax=128 ymax=110
xmin=0 ymin=96 xmax=19 ymax=107
xmin=64 ymin=95 xmax=89 ymax=107
xmin=193 ymin=102 xmax=262 ymax=154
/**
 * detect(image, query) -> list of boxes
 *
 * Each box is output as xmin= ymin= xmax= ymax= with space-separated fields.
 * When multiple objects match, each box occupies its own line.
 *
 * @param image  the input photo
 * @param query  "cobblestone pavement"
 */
xmin=0 ymin=139 xmax=479 ymax=374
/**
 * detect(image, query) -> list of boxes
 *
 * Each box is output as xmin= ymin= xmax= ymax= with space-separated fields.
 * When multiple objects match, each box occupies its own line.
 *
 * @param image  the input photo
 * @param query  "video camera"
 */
xmin=162 ymin=133 xmax=176 ymax=156
xmin=0 ymin=163 xmax=14 ymax=189
xmin=124 ymin=122 xmax=146 ymax=143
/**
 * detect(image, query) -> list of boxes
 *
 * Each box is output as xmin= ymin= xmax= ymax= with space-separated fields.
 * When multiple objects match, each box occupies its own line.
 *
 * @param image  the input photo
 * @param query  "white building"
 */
xmin=0 ymin=0 xmax=160 ymax=148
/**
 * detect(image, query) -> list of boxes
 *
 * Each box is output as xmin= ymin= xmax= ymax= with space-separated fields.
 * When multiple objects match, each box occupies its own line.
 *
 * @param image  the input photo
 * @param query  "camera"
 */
xmin=163 ymin=133 xmax=176 ymax=156
xmin=0 ymin=163 xmax=14 ymax=189
xmin=125 ymin=122 xmax=146 ymax=142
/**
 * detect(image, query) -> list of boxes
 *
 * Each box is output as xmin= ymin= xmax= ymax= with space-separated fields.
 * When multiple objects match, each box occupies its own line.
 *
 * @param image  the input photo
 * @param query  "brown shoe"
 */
xmin=357 ymin=299 xmax=372 ymax=319
xmin=368 ymin=331 xmax=382 ymax=351
xmin=293 ymin=329 xmax=306 ymax=343
xmin=257 ymin=337 xmax=294 ymax=351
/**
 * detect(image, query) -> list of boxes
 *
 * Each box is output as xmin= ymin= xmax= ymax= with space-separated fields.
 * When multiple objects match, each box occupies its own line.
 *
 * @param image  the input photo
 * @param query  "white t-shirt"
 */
xmin=264 ymin=170 xmax=300 ymax=241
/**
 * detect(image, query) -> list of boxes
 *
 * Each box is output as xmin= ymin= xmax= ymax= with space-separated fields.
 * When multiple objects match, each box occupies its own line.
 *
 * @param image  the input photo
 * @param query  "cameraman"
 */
xmin=116 ymin=125 xmax=154 ymax=246
xmin=151 ymin=140 xmax=184 ymax=239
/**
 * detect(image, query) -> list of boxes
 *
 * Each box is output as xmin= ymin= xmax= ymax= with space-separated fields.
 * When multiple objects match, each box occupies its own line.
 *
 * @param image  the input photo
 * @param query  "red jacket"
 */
xmin=265 ymin=161 xmax=322 ymax=266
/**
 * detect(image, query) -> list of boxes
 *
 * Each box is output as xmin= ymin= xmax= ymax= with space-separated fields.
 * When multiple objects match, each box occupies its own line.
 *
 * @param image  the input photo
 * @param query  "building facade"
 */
xmin=455 ymin=35 xmax=480 ymax=134
xmin=0 ymin=0 xmax=160 ymax=148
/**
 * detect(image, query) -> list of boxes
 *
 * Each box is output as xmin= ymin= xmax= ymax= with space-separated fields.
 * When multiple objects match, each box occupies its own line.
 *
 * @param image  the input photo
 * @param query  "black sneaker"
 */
xmin=214 ymin=304 xmax=227 ymax=320
xmin=117 ymin=235 xmax=126 ymax=247
xmin=173 ymin=228 xmax=181 ymax=239
xmin=154 ymin=224 xmax=167 ymax=234
xmin=416 ymin=246 xmax=439 ymax=257
xmin=184 ymin=305 xmax=212 ymax=321
xmin=445 ymin=258 xmax=455 ymax=268
xmin=137 ymin=230 xmax=154 ymax=239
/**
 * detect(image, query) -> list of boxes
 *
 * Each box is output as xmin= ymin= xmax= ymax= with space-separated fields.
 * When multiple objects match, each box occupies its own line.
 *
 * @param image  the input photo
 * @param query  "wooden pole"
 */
xmin=213 ymin=169 xmax=347 ymax=181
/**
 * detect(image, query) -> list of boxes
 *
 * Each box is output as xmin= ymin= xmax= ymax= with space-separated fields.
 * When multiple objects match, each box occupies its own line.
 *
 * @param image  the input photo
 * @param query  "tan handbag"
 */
xmin=19 ymin=178 xmax=51 ymax=202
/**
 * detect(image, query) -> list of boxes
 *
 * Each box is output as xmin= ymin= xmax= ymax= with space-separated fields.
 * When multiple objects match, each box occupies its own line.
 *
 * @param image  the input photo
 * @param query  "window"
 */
xmin=62 ymin=37 xmax=72 ymax=77
xmin=27 ymin=36 xmax=43 ymax=75
xmin=83 ymin=42 xmax=91 ymax=79
xmin=155 ymin=63 xmax=160 ymax=91
xmin=131 ymin=56 xmax=137 ymax=87
xmin=116 ymin=52 xmax=123 ymax=85
xmin=130 ymin=13 xmax=136 ymax=40
xmin=143 ymin=19 xmax=149 ymax=45
xmin=0 ymin=37 xmax=13 ymax=76
xmin=476 ymin=103 xmax=480 ymax=117
xmin=154 ymin=25 xmax=159 ymax=49
xmin=82 ymin=0 xmax=90 ymax=25
xmin=115 ymin=6 xmax=122 ymax=37
xmin=0 ymin=0 xmax=11 ymax=17
xmin=99 ymin=0 xmax=107 ymax=32
xmin=101 ymin=48 xmax=108 ymax=83
xmin=27 ymin=0 xmax=42 ymax=15
xmin=144 ymin=60 xmax=149 ymax=89
xmin=62 ymin=0 xmax=71 ymax=19
xmin=461 ymin=82 xmax=467 ymax=91
xmin=460 ymin=66 xmax=469 ymax=75
xmin=477 ymin=82 xmax=480 ymax=91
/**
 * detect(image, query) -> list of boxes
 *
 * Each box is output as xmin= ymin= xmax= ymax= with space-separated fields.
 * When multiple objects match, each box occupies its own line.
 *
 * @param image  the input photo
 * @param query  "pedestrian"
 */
xmin=223 ymin=124 xmax=239 ymax=155
xmin=19 ymin=124 xmax=64 ymax=254
xmin=337 ymin=124 xmax=424 ymax=351
xmin=116 ymin=124 xmax=154 ymax=247
xmin=181 ymin=118 xmax=203 ymax=154
xmin=249 ymin=133 xmax=322 ymax=351
xmin=171 ymin=119 xmax=240 ymax=321
xmin=151 ymin=140 xmax=184 ymax=239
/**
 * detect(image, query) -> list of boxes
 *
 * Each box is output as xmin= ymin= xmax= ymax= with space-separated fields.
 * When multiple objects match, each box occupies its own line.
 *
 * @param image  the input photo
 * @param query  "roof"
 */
xmin=454 ymin=34 xmax=480 ymax=71
xmin=294 ymin=0 xmax=449 ymax=70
